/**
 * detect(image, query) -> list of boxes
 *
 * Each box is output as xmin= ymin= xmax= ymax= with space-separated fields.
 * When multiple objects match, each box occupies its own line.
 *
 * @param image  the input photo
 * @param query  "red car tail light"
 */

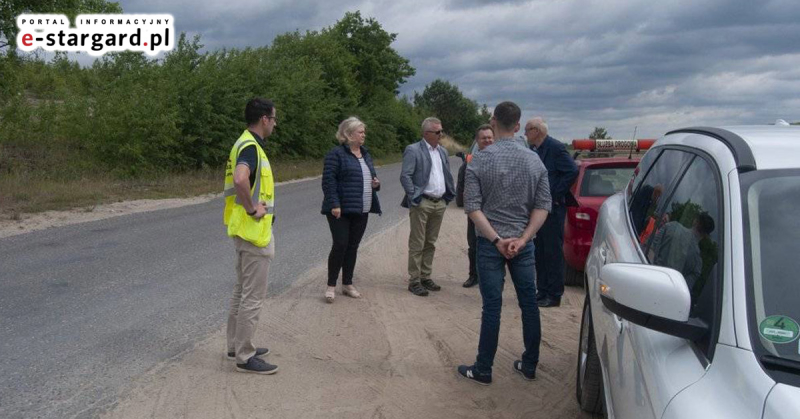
xmin=568 ymin=207 xmax=598 ymax=231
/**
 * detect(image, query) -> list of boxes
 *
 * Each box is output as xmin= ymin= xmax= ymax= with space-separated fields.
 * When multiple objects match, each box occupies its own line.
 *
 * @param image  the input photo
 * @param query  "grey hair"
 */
xmin=528 ymin=117 xmax=548 ymax=135
xmin=336 ymin=116 xmax=366 ymax=145
xmin=421 ymin=117 xmax=442 ymax=133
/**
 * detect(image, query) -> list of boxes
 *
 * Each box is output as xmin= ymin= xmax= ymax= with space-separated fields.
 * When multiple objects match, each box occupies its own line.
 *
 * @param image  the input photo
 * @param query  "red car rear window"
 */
xmin=580 ymin=166 xmax=636 ymax=197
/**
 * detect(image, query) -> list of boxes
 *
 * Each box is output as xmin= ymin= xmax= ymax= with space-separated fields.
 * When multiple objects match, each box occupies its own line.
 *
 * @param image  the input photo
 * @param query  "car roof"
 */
xmin=722 ymin=126 xmax=800 ymax=170
xmin=663 ymin=125 xmax=800 ymax=171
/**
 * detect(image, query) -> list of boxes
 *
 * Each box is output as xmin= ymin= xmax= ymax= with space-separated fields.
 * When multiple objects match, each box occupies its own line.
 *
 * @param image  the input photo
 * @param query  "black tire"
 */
xmin=576 ymin=295 xmax=604 ymax=414
xmin=565 ymin=264 xmax=583 ymax=287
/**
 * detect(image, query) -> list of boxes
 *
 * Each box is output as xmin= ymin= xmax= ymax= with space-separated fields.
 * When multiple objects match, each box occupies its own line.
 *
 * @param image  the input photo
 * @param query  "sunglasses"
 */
xmin=426 ymin=130 xmax=443 ymax=135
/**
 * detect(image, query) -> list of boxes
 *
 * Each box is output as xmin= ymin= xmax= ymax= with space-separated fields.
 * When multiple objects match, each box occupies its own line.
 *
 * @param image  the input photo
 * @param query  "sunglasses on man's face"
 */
xmin=426 ymin=130 xmax=443 ymax=135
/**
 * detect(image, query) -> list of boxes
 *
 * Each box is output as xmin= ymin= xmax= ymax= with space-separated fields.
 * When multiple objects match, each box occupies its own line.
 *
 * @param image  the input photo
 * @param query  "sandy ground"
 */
xmin=101 ymin=205 xmax=592 ymax=419
xmin=0 ymin=194 xmax=220 ymax=239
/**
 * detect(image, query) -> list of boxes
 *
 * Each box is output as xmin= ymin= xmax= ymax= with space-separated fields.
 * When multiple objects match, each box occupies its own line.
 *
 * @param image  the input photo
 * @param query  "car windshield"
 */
xmin=580 ymin=166 xmax=635 ymax=197
xmin=742 ymin=170 xmax=800 ymax=364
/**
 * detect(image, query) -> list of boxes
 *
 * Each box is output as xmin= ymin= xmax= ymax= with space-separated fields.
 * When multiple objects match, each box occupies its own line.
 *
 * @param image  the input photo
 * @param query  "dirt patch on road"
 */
xmin=104 ymin=206 xmax=592 ymax=419
xmin=0 ymin=194 xmax=220 ymax=239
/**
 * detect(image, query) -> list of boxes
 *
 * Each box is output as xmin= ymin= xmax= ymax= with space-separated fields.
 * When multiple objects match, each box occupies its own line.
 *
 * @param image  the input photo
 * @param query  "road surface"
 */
xmin=0 ymin=158 xmax=459 ymax=418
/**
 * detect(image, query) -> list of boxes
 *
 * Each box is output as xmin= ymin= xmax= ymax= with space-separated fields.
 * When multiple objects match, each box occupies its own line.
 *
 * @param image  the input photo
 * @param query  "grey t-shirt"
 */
xmin=464 ymin=137 xmax=551 ymax=239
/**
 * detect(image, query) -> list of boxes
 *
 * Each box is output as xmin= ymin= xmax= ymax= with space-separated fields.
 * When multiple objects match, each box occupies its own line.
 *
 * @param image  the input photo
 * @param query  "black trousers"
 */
xmin=534 ymin=204 xmax=567 ymax=299
xmin=467 ymin=218 xmax=477 ymax=279
xmin=326 ymin=213 xmax=369 ymax=286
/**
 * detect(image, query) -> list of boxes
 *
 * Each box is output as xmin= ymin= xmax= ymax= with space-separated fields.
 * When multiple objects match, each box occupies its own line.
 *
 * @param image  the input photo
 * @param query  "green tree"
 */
xmin=589 ymin=127 xmax=608 ymax=139
xmin=327 ymin=11 xmax=415 ymax=106
xmin=1 ymin=0 xmax=122 ymax=53
xmin=271 ymin=30 xmax=359 ymax=117
xmin=79 ymin=51 xmax=182 ymax=175
xmin=414 ymin=79 xmax=485 ymax=144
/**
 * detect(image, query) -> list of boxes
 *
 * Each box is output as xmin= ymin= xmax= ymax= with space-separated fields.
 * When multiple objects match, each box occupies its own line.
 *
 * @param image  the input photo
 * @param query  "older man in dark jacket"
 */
xmin=524 ymin=117 xmax=578 ymax=307
xmin=400 ymin=117 xmax=456 ymax=296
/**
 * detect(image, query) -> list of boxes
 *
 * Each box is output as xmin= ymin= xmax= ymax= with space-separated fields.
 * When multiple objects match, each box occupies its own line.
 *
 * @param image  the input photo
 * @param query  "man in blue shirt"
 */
xmin=524 ymin=118 xmax=578 ymax=308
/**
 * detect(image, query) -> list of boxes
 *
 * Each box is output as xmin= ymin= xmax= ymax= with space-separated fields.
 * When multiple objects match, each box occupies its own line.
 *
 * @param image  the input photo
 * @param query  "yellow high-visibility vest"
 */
xmin=223 ymin=130 xmax=274 ymax=247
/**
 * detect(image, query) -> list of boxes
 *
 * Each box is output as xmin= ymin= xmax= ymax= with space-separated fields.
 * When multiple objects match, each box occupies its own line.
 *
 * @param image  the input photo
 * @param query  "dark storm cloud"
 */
xmin=114 ymin=0 xmax=800 ymax=140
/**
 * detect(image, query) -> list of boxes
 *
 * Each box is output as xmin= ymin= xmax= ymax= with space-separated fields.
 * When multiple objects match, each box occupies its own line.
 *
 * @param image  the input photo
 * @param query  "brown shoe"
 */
xmin=420 ymin=278 xmax=441 ymax=291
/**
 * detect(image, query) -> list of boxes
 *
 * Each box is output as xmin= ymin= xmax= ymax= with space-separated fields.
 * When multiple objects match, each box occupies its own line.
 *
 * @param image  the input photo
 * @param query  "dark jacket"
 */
xmin=399 ymin=139 xmax=456 ymax=208
xmin=456 ymin=161 xmax=467 ymax=208
xmin=531 ymin=135 xmax=579 ymax=205
xmin=321 ymin=145 xmax=382 ymax=215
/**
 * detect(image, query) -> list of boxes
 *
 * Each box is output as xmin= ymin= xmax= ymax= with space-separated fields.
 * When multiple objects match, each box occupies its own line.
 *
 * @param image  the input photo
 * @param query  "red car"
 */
xmin=563 ymin=139 xmax=654 ymax=285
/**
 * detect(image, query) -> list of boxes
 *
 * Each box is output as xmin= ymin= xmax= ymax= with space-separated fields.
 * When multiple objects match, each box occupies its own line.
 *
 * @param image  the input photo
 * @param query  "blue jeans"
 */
xmin=475 ymin=237 xmax=541 ymax=376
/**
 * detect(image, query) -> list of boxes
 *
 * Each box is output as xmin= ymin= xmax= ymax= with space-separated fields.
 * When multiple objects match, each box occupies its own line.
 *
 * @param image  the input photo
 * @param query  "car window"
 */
xmin=646 ymin=155 xmax=722 ymax=357
xmin=628 ymin=149 xmax=694 ymax=244
xmin=742 ymin=170 xmax=800 ymax=374
xmin=626 ymin=148 xmax=661 ymax=205
xmin=581 ymin=167 xmax=636 ymax=197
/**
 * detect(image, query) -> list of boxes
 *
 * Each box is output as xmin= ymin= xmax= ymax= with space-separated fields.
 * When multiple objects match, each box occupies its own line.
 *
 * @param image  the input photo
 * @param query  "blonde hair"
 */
xmin=336 ymin=117 xmax=366 ymax=145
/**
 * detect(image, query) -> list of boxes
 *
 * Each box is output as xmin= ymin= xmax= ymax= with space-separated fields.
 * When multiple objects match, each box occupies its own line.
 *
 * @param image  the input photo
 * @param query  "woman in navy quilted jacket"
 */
xmin=321 ymin=117 xmax=382 ymax=303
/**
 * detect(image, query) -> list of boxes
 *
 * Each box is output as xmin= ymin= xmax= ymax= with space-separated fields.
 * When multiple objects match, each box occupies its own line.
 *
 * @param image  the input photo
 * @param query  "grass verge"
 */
xmin=0 ymin=153 xmax=405 ymax=218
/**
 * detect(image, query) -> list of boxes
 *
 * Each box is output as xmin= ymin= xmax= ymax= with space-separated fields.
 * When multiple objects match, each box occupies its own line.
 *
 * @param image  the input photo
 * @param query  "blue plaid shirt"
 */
xmin=464 ymin=137 xmax=551 ymax=239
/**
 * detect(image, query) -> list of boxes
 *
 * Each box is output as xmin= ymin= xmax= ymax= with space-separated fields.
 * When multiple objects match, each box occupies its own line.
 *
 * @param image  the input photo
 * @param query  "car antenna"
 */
xmin=628 ymin=126 xmax=638 ymax=160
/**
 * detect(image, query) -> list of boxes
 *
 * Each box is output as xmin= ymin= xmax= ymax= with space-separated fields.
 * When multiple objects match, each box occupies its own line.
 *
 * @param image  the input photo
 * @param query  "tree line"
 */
xmin=0 ymin=7 xmax=488 ymax=178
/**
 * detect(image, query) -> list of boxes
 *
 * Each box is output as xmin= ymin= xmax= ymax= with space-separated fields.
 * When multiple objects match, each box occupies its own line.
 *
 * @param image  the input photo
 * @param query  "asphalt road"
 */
xmin=0 ymin=157 xmax=461 ymax=418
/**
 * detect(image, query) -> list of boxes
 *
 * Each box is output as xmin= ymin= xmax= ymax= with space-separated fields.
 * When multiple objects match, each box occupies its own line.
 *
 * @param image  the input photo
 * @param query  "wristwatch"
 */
xmin=492 ymin=235 xmax=501 ymax=245
xmin=247 ymin=208 xmax=257 ymax=216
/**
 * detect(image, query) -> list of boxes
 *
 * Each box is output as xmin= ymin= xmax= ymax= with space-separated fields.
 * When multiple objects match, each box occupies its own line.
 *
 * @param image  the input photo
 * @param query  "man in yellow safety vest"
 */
xmin=222 ymin=98 xmax=278 ymax=375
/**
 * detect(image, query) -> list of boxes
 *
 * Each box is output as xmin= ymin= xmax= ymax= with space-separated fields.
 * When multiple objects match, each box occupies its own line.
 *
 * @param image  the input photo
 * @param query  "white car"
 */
xmin=576 ymin=125 xmax=800 ymax=418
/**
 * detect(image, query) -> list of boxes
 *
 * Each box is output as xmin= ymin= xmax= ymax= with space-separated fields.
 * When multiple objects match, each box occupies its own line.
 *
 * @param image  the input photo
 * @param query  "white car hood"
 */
xmin=762 ymin=383 xmax=800 ymax=419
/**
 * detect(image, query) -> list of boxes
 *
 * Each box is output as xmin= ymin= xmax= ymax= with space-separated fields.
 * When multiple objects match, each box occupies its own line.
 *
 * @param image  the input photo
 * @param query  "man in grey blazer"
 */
xmin=400 ymin=117 xmax=456 ymax=296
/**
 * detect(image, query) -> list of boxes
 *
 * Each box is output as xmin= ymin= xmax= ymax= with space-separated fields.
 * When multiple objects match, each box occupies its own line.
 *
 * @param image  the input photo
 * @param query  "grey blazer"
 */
xmin=399 ymin=139 xmax=456 ymax=208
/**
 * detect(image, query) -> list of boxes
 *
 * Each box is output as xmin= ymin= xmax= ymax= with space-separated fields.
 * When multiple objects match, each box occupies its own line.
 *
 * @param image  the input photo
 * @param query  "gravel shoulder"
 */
xmin=102 ymin=205 xmax=592 ymax=419
xmin=0 ymin=194 xmax=220 ymax=239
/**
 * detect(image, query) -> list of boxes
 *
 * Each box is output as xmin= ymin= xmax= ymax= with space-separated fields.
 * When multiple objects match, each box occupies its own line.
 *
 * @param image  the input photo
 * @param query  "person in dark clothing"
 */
xmin=524 ymin=117 xmax=578 ymax=308
xmin=456 ymin=124 xmax=495 ymax=288
xmin=321 ymin=117 xmax=382 ymax=303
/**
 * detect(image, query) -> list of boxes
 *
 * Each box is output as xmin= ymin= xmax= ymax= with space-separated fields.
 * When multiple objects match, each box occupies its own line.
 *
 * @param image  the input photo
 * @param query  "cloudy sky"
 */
xmin=114 ymin=0 xmax=800 ymax=141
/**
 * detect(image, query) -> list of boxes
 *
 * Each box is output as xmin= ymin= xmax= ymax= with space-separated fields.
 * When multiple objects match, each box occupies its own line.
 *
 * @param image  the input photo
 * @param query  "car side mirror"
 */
xmin=599 ymin=263 xmax=708 ymax=340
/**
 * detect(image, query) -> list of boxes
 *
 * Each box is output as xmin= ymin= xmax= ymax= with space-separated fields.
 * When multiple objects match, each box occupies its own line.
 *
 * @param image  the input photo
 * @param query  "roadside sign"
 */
xmin=572 ymin=139 xmax=656 ymax=152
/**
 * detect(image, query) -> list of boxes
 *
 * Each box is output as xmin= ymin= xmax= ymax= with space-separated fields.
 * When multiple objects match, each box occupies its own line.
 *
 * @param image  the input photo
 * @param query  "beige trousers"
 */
xmin=407 ymin=198 xmax=446 ymax=281
xmin=227 ymin=235 xmax=275 ymax=364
